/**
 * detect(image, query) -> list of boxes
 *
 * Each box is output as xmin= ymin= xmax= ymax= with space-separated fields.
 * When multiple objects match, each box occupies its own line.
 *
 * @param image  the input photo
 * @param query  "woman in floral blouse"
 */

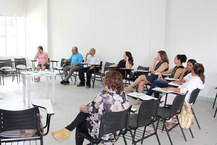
xmin=52 ymin=71 xmax=130 ymax=145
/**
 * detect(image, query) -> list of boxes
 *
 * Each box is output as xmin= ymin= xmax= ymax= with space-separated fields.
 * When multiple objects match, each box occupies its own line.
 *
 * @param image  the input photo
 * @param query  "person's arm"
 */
xmin=162 ymin=87 xmax=181 ymax=93
xmin=162 ymin=67 xmax=175 ymax=74
xmin=44 ymin=53 xmax=49 ymax=64
xmin=74 ymin=54 xmax=83 ymax=66
xmin=149 ymin=57 xmax=158 ymax=72
xmin=154 ymin=62 xmax=168 ymax=73
xmin=173 ymin=68 xmax=184 ymax=79
xmin=125 ymin=57 xmax=133 ymax=69
xmin=84 ymin=52 xmax=89 ymax=62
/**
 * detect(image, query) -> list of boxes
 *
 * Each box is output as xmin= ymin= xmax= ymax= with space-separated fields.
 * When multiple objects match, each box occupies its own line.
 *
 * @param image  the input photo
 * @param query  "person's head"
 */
xmin=37 ymin=46 xmax=43 ymax=53
xmin=103 ymin=71 xmax=124 ymax=92
xmin=124 ymin=51 xmax=133 ymax=63
xmin=192 ymin=63 xmax=205 ymax=84
xmin=174 ymin=54 xmax=187 ymax=65
xmin=186 ymin=59 xmax=197 ymax=72
xmin=89 ymin=48 xmax=96 ymax=56
xmin=157 ymin=50 xmax=169 ymax=63
xmin=71 ymin=46 xmax=78 ymax=54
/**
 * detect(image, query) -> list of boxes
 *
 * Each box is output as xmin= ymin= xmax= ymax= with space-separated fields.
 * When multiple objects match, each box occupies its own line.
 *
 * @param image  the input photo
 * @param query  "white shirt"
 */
xmin=184 ymin=73 xmax=193 ymax=82
xmin=179 ymin=76 xmax=204 ymax=102
xmin=86 ymin=54 xmax=100 ymax=65
xmin=160 ymin=75 xmax=204 ymax=106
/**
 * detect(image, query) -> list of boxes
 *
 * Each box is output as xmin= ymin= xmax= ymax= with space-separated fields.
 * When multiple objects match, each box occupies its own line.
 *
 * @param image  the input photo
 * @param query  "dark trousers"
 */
xmin=146 ymin=80 xmax=169 ymax=98
xmin=65 ymin=112 xmax=89 ymax=145
xmin=79 ymin=67 xmax=99 ymax=86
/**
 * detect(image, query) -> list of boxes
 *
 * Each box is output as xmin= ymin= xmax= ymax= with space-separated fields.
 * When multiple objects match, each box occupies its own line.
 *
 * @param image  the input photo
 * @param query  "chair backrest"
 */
xmin=170 ymin=92 xmax=188 ymax=117
xmin=14 ymin=58 xmax=27 ymax=68
xmin=60 ymin=58 xmax=70 ymax=67
xmin=104 ymin=62 xmax=115 ymax=72
xmin=0 ymin=59 xmax=13 ymax=68
xmin=188 ymin=88 xmax=200 ymax=104
xmin=98 ymin=106 xmax=131 ymax=138
xmin=0 ymin=107 xmax=41 ymax=133
xmin=137 ymin=99 xmax=159 ymax=127
xmin=137 ymin=65 xmax=149 ymax=71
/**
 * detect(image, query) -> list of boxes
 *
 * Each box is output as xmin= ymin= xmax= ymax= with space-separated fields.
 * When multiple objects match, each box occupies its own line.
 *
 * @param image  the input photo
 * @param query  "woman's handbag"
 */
xmin=178 ymin=101 xmax=195 ymax=129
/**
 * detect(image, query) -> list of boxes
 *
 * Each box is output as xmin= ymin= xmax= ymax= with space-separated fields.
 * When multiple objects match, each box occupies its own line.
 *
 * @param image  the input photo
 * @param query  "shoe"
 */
xmin=77 ymin=83 xmax=85 ymax=87
xmin=86 ymin=85 xmax=91 ymax=88
xmin=60 ymin=80 xmax=66 ymax=84
xmin=63 ymin=81 xmax=70 ymax=85
xmin=52 ymin=128 xmax=71 ymax=142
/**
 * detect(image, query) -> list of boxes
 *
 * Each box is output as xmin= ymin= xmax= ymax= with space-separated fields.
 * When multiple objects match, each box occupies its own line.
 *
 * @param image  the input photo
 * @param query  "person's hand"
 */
xmin=162 ymin=88 xmax=168 ymax=91
xmin=158 ymin=74 xmax=163 ymax=80
xmin=89 ymin=66 xmax=95 ymax=70
xmin=154 ymin=56 xmax=159 ymax=61
xmin=52 ymin=128 xmax=71 ymax=142
xmin=70 ymin=65 xmax=74 ymax=69
xmin=126 ymin=56 xmax=129 ymax=61
xmin=80 ymin=105 xmax=88 ymax=113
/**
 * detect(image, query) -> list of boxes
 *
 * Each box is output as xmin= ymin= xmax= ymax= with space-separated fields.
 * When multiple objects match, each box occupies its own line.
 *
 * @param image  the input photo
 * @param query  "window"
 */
xmin=0 ymin=16 xmax=25 ymax=57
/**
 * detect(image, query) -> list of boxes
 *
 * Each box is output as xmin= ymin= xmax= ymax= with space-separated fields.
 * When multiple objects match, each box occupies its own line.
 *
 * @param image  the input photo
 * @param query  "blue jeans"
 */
xmin=146 ymin=80 xmax=169 ymax=98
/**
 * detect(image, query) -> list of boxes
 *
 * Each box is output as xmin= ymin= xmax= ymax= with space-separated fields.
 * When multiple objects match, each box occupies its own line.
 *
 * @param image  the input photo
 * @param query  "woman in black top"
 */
xmin=125 ymin=50 xmax=169 ymax=93
xmin=113 ymin=51 xmax=134 ymax=78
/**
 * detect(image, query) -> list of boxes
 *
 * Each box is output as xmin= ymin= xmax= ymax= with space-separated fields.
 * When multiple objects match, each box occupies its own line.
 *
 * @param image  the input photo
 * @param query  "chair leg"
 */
xmin=176 ymin=116 xmax=187 ymax=142
xmin=141 ymin=126 xmax=147 ymax=144
xmin=163 ymin=122 xmax=174 ymax=145
xmin=188 ymin=127 xmax=194 ymax=138
xmin=192 ymin=108 xmax=201 ymax=129
xmin=152 ymin=122 xmax=161 ymax=145
xmin=129 ymin=129 xmax=136 ymax=145
xmin=212 ymin=93 xmax=217 ymax=109
xmin=214 ymin=107 xmax=217 ymax=118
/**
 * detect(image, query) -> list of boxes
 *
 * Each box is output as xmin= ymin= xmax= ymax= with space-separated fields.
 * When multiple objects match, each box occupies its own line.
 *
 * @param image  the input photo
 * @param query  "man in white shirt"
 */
xmin=77 ymin=48 xmax=100 ymax=88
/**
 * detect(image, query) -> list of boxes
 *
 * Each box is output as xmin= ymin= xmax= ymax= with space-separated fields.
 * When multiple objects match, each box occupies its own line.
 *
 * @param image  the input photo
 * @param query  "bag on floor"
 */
xmin=178 ymin=101 xmax=195 ymax=129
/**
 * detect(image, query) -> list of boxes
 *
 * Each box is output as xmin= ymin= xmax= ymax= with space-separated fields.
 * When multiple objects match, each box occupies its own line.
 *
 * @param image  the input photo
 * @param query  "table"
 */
xmin=21 ymin=71 xmax=56 ymax=107
xmin=152 ymin=87 xmax=179 ymax=106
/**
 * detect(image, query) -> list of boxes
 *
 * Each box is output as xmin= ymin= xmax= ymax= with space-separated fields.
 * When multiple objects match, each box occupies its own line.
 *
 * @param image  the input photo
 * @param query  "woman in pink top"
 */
xmin=34 ymin=46 xmax=49 ymax=81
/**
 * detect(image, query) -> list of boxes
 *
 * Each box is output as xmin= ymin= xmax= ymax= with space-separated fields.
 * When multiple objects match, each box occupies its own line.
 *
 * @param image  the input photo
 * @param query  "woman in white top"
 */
xmin=162 ymin=63 xmax=205 ymax=102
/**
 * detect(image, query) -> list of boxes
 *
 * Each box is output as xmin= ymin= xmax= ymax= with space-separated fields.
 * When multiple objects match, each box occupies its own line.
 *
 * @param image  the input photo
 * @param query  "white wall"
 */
xmin=48 ymin=0 xmax=166 ymax=68
xmin=166 ymin=0 xmax=217 ymax=98
xmin=0 ymin=0 xmax=26 ymax=16
xmin=26 ymin=0 xmax=48 ymax=59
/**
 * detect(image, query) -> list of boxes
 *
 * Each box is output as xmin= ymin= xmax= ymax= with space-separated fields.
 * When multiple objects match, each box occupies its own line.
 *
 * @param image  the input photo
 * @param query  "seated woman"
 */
xmin=161 ymin=62 xmax=205 ymax=104
xmin=173 ymin=59 xmax=197 ymax=85
xmin=110 ymin=51 xmax=134 ymax=78
xmin=146 ymin=54 xmax=187 ymax=97
xmin=52 ymin=71 xmax=130 ymax=145
xmin=125 ymin=50 xmax=169 ymax=93
xmin=34 ymin=46 xmax=49 ymax=81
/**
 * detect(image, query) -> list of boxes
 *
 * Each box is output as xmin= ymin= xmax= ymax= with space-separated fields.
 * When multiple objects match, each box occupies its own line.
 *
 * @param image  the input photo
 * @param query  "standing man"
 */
xmin=77 ymin=48 xmax=100 ymax=88
xmin=60 ymin=46 xmax=83 ymax=85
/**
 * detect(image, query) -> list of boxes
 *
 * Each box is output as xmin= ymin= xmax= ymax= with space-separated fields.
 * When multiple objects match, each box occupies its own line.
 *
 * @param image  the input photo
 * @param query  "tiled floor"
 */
xmin=0 ymin=76 xmax=217 ymax=145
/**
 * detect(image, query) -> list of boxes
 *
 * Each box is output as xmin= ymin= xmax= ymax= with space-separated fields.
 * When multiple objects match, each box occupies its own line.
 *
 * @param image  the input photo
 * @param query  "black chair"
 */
xmin=188 ymin=88 xmax=201 ymax=129
xmin=14 ymin=58 xmax=32 ymax=82
xmin=76 ymin=106 xmax=132 ymax=145
xmin=53 ymin=58 xmax=78 ymax=84
xmin=0 ymin=107 xmax=43 ymax=145
xmin=91 ymin=61 xmax=103 ymax=88
xmin=91 ymin=62 xmax=114 ymax=88
xmin=125 ymin=99 xmax=161 ymax=145
xmin=156 ymin=92 xmax=193 ymax=145
xmin=0 ymin=59 xmax=18 ymax=85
